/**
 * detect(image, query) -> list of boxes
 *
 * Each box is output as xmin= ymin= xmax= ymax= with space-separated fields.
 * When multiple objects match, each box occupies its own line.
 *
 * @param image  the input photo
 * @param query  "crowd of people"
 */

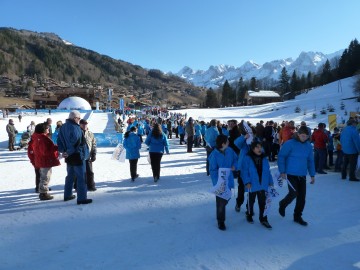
xmin=4 ymin=110 xmax=360 ymax=231
xmin=117 ymin=113 xmax=360 ymax=231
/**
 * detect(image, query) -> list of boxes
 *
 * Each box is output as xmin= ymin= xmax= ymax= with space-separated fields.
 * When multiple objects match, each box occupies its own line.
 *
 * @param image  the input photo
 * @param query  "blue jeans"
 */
xmin=64 ymin=161 xmax=87 ymax=201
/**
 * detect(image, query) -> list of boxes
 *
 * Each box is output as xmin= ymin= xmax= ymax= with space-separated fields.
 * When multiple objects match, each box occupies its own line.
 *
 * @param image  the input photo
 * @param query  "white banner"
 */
xmin=264 ymin=186 xmax=279 ymax=216
xmin=210 ymin=168 xmax=232 ymax=200
xmin=111 ymin=143 xmax=126 ymax=163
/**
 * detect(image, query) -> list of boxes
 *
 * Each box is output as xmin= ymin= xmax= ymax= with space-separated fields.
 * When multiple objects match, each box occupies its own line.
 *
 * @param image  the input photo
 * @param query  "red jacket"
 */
xmin=280 ymin=126 xmax=295 ymax=144
xmin=31 ymin=133 xmax=61 ymax=168
xmin=311 ymin=128 xmax=329 ymax=149
xmin=27 ymin=138 xmax=38 ymax=169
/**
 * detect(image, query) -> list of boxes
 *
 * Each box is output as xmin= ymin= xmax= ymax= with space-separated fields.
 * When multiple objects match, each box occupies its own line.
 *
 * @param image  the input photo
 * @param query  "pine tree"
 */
xmin=236 ymin=77 xmax=247 ymax=105
xmin=306 ymin=71 xmax=313 ymax=89
xmin=320 ymin=59 xmax=333 ymax=85
xmin=290 ymin=70 xmax=299 ymax=98
xmin=300 ymin=74 xmax=306 ymax=91
xmin=250 ymin=77 xmax=257 ymax=91
xmin=205 ymin=88 xmax=219 ymax=108
xmin=278 ymin=67 xmax=290 ymax=96
xmin=221 ymin=80 xmax=232 ymax=107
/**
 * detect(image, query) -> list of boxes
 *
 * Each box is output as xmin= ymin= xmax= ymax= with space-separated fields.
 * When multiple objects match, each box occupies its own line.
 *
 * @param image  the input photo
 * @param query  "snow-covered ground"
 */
xmin=1 ymin=76 xmax=360 ymax=270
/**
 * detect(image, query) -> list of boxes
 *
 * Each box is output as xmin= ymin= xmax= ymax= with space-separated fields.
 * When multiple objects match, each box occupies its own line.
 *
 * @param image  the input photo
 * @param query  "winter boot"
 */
xmin=39 ymin=193 xmax=54 ymax=201
xmin=218 ymin=221 xmax=226 ymax=231
xmin=294 ymin=216 xmax=308 ymax=226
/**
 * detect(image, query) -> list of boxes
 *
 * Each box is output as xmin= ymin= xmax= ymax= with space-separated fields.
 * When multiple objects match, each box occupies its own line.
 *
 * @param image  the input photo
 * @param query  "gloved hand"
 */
xmin=90 ymin=154 xmax=96 ymax=162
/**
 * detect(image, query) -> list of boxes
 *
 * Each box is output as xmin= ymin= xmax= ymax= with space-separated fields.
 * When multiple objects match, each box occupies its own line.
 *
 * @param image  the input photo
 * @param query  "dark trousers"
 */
xmin=180 ymin=134 xmax=185 ymax=144
xmin=279 ymin=174 xmax=306 ymax=219
xmin=334 ymin=150 xmax=343 ymax=171
xmin=85 ymin=160 xmax=96 ymax=189
xmin=272 ymin=143 xmax=280 ymax=160
xmin=216 ymin=196 xmax=228 ymax=223
xmin=187 ymin=136 xmax=194 ymax=152
xmin=342 ymin=153 xmax=358 ymax=180
xmin=202 ymin=135 xmax=206 ymax=147
xmin=149 ymin=152 xmax=163 ymax=179
xmin=8 ymin=136 xmax=15 ymax=150
xmin=246 ymin=190 xmax=267 ymax=221
xmin=129 ymin=159 xmax=138 ymax=179
xmin=263 ymin=141 xmax=273 ymax=160
xmin=236 ymin=174 xmax=245 ymax=206
xmin=314 ymin=148 xmax=327 ymax=172
xmin=327 ymin=150 xmax=334 ymax=166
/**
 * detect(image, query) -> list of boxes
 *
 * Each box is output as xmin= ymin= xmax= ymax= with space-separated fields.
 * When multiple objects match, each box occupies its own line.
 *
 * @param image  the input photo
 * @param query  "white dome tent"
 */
xmin=58 ymin=96 xmax=92 ymax=110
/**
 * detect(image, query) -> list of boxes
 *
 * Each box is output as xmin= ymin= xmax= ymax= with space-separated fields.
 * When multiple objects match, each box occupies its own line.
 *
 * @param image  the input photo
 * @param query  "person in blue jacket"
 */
xmin=136 ymin=122 xmax=145 ymax=143
xmin=178 ymin=120 xmax=185 ymax=145
xmin=241 ymin=141 xmax=274 ymax=229
xmin=194 ymin=121 xmax=202 ymax=147
xmin=145 ymin=123 xmax=169 ymax=182
xmin=208 ymin=134 xmax=238 ymax=231
xmin=57 ymin=110 xmax=92 ymax=205
xmin=277 ymin=126 xmax=315 ymax=226
xmin=123 ymin=126 xmax=142 ymax=181
xmin=200 ymin=121 xmax=207 ymax=147
xmin=340 ymin=118 xmax=360 ymax=181
xmin=233 ymin=129 xmax=251 ymax=213
xmin=205 ymin=119 xmax=220 ymax=176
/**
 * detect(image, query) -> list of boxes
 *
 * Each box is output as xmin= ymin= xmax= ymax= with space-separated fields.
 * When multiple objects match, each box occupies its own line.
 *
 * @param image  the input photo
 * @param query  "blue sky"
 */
xmin=1 ymin=0 xmax=359 ymax=73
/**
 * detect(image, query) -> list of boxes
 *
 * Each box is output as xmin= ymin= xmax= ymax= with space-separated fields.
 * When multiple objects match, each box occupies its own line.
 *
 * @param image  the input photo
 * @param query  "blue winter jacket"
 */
xmin=205 ymin=126 xmax=220 ymax=148
xmin=123 ymin=132 xmax=141 ymax=159
xmin=57 ymin=119 xmax=89 ymax=160
xmin=161 ymin=123 xmax=168 ymax=134
xmin=277 ymin=136 xmax=316 ymax=177
xmin=178 ymin=125 xmax=185 ymax=135
xmin=340 ymin=125 xmax=360 ymax=154
xmin=222 ymin=127 xmax=229 ymax=137
xmin=208 ymin=147 xmax=238 ymax=189
xmin=195 ymin=124 xmax=201 ymax=136
xmin=234 ymin=135 xmax=250 ymax=171
xmin=241 ymin=153 xmax=274 ymax=192
xmin=200 ymin=124 xmax=207 ymax=136
xmin=137 ymin=124 xmax=145 ymax=136
xmin=145 ymin=131 xmax=169 ymax=154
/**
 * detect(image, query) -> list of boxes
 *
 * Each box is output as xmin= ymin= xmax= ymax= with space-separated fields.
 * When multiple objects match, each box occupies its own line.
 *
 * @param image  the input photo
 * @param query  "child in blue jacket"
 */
xmin=123 ymin=126 xmax=142 ymax=181
xmin=208 ymin=134 xmax=238 ymax=231
xmin=241 ymin=141 xmax=274 ymax=229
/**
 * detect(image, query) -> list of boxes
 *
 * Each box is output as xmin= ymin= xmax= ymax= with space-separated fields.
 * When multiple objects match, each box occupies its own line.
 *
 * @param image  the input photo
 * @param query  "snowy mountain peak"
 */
xmin=176 ymin=50 xmax=344 ymax=89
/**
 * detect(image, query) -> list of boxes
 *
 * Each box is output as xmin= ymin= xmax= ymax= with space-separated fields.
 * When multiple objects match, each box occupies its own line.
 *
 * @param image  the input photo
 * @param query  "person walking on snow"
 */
xmin=208 ymin=134 xmax=238 ymax=231
xmin=123 ymin=126 xmax=142 ymax=181
xmin=277 ymin=126 xmax=315 ymax=226
xmin=241 ymin=141 xmax=274 ymax=229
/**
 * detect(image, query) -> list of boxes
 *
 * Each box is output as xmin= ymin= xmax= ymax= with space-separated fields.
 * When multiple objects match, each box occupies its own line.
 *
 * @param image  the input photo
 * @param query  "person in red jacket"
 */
xmin=31 ymin=123 xmax=61 ymax=200
xmin=280 ymin=121 xmax=296 ymax=145
xmin=28 ymin=134 xmax=40 ymax=193
xmin=311 ymin=123 xmax=329 ymax=174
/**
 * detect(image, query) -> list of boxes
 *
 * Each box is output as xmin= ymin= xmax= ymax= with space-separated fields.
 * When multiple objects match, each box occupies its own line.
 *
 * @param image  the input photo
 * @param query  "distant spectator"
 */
xmin=6 ymin=119 xmax=18 ymax=151
xmin=27 ymin=121 xmax=36 ymax=136
xmin=340 ymin=119 xmax=360 ymax=181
